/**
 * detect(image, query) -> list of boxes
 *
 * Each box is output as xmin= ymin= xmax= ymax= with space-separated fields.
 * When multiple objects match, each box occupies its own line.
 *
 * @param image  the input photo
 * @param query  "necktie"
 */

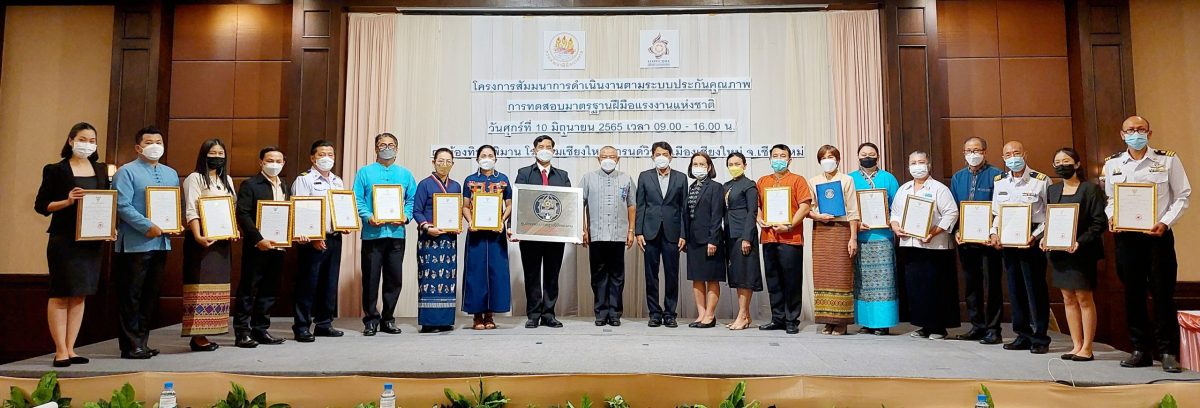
xmin=541 ymin=169 xmax=549 ymax=186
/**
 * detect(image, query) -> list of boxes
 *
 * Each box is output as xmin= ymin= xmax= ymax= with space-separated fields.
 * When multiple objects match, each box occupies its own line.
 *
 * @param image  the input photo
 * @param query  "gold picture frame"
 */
xmin=856 ymin=188 xmax=890 ymax=230
xmin=472 ymin=192 xmax=504 ymax=232
xmin=999 ymin=203 xmax=1033 ymax=248
xmin=1113 ymin=182 xmax=1158 ymax=232
xmin=761 ymin=186 xmax=792 ymax=226
xmin=145 ymin=186 xmax=183 ymax=233
xmin=433 ymin=193 xmax=463 ymax=233
xmin=900 ymin=195 xmax=935 ymax=239
xmin=372 ymin=184 xmax=406 ymax=223
xmin=256 ymin=200 xmax=294 ymax=248
xmin=957 ymin=201 xmax=994 ymax=244
xmin=291 ymin=196 xmax=327 ymax=240
xmin=327 ymin=190 xmax=361 ymax=232
xmin=197 ymin=195 xmax=239 ymax=240
xmin=75 ymin=190 xmax=117 ymax=241
xmin=1044 ymin=203 xmax=1080 ymax=251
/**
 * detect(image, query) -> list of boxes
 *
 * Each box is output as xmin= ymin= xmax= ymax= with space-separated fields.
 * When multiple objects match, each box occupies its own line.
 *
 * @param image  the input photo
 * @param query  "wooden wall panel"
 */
xmin=884 ymin=0 xmax=944 ymax=175
xmin=937 ymin=0 xmax=998 ymax=58
xmin=944 ymin=118 xmax=1004 ymax=168
xmin=1002 ymin=117 xmax=1074 ymax=170
xmin=289 ymin=0 xmax=344 ymax=170
xmin=231 ymin=119 xmax=289 ymax=176
xmin=997 ymin=0 xmax=1068 ymax=56
xmin=166 ymin=119 xmax=235 ymax=166
xmin=236 ymin=4 xmax=292 ymax=61
xmin=999 ymin=57 xmax=1072 ymax=117
xmin=171 ymin=4 xmax=236 ymax=61
xmin=169 ymin=61 xmax=236 ymax=118
xmin=943 ymin=58 xmax=1001 ymax=117
xmin=234 ymin=61 xmax=290 ymax=118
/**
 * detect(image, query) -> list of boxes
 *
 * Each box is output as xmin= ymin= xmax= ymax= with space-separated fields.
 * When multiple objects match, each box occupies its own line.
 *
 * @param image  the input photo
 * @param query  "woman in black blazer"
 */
xmin=33 ymin=122 xmax=110 ymax=367
xmin=685 ymin=152 xmax=726 ymax=328
xmin=1041 ymin=147 xmax=1107 ymax=362
xmin=723 ymin=152 xmax=762 ymax=330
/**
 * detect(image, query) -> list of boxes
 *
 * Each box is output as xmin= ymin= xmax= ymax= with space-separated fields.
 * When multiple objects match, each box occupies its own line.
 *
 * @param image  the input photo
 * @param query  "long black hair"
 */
xmin=60 ymin=122 xmax=100 ymax=161
xmin=193 ymin=139 xmax=234 ymax=193
xmin=1055 ymin=147 xmax=1087 ymax=181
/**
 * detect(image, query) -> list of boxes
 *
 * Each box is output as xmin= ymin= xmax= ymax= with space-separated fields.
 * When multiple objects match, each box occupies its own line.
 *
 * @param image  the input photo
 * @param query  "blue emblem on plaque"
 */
xmin=533 ymin=193 xmax=562 ymax=222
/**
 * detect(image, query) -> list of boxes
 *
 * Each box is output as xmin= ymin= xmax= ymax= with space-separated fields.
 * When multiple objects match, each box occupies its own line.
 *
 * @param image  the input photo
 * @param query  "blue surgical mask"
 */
xmin=770 ymin=159 xmax=788 ymax=172
xmin=1004 ymin=156 xmax=1025 ymax=172
xmin=1124 ymin=131 xmax=1149 ymax=151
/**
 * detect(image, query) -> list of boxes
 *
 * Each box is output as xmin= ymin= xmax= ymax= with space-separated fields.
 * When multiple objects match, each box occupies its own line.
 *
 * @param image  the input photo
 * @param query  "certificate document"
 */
xmin=473 ymin=193 xmax=503 ymax=231
xmin=1114 ymin=183 xmax=1157 ymax=232
xmin=814 ymin=181 xmax=847 ymax=217
xmin=292 ymin=197 xmax=326 ymax=240
xmin=900 ymin=195 xmax=934 ymax=239
xmin=1045 ymin=204 xmax=1079 ymax=250
xmin=958 ymin=201 xmax=993 ymax=243
xmin=198 ymin=196 xmax=238 ymax=240
xmin=762 ymin=187 xmax=791 ymax=225
xmin=77 ymin=190 xmax=117 ymax=241
xmin=328 ymin=190 xmax=361 ymax=231
xmin=434 ymin=194 xmax=463 ymax=232
xmin=146 ymin=186 xmax=182 ymax=233
xmin=372 ymin=184 xmax=405 ymax=222
xmin=257 ymin=201 xmax=293 ymax=247
xmin=856 ymin=189 xmax=889 ymax=229
xmin=999 ymin=204 xmax=1032 ymax=247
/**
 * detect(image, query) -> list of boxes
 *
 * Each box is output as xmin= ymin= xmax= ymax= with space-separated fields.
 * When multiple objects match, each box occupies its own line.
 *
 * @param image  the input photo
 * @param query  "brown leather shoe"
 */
xmin=484 ymin=312 xmax=497 ymax=329
xmin=472 ymin=314 xmax=487 ymax=330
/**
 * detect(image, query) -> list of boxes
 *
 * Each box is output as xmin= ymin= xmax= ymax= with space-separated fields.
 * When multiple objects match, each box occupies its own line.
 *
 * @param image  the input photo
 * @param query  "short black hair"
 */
xmin=60 ymin=122 xmax=99 ymax=161
xmin=688 ymin=152 xmax=716 ymax=179
xmin=375 ymin=133 xmax=397 ymax=146
xmin=651 ymin=141 xmax=673 ymax=156
xmin=135 ymin=126 xmax=162 ymax=144
xmin=770 ymin=144 xmax=791 ymax=157
xmin=310 ymin=139 xmax=334 ymax=155
xmin=433 ymin=147 xmax=454 ymax=160
xmin=476 ymin=144 xmax=497 ymax=158
xmin=858 ymin=142 xmax=879 ymax=155
xmin=533 ymin=134 xmax=555 ymax=148
xmin=726 ymin=152 xmax=746 ymax=165
xmin=259 ymin=146 xmax=284 ymax=160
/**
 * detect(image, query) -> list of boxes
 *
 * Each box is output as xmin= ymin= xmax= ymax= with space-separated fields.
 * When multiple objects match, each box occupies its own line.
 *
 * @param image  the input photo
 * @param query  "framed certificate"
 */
xmin=856 ymin=189 xmax=889 ymax=229
xmin=291 ymin=196 xmax=326 ymax=240
xmin=511 ymin=184 xmax=584 ymax=243
xmin=372 ymin=184 xmax=406 ymax=223
xmin=328 ymin=190 xmax=361 ymax=231
xmin=999 ymin=204 xmax=1032 ymax=248
xmin=1113 ymin=183 xmax=1158 ymax=232
xmin=762 ymin=187 xmax=792 ymax=226
xmin=146 ymin=186 xmax=182 ymax=233
xmin=958 ymin=201 xmax=993 ymax=244
xmin=76 ymin=190 xmax=117 ymax=241
xmin=256 ymin=201 xmax=294 ymax=248
xmin=433 ymin=193 xmax=463 ymax=232
xmin=900 ymin=195 xmax=935 ymax=239
xmin=472 ymin=193 xmax=504 ymax=232
xmin=197 ymin=196 xmax=238 ymax=240
xmin=1045 ymin=204 xmax=1079 ymax=251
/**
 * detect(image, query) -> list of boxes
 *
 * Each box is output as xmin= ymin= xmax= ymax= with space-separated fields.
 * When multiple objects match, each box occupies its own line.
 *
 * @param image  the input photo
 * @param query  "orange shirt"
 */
xmin=757 ymin=171 xmax=814 ymax=245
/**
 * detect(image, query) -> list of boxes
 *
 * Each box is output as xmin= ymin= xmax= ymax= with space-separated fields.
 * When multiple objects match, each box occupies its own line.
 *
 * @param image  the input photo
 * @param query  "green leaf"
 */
xmin=8 ymin=386 xmax=30 ymax=408
xmin=31 ymin=372 xmax=58 ymax=404
xmin=250 ymin=393 xmax=267 ymax=408
xmin=1159 ymin=394 xmax=1177 ymax=408
xmin=980 ymin=384 xmax=994 ymax=408
xmin=266 ymin=403 xmax=290 ymax=408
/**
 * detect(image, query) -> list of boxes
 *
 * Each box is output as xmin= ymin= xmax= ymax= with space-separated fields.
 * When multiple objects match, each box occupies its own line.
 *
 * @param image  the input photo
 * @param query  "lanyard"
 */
xmin=431 ymin=173 xmax=449 ymax=193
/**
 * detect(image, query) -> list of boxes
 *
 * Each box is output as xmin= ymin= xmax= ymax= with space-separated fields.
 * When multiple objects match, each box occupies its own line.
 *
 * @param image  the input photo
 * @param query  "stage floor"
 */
xmin=3 ymin=317 xmax=1196 ymax=386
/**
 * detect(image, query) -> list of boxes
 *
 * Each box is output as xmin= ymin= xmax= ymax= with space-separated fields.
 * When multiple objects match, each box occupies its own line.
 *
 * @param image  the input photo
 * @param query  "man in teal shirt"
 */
xmin=112 ymin=126 xmax=179 ymax=359
xmin=353 ymin=132 xmax=417 ymax=336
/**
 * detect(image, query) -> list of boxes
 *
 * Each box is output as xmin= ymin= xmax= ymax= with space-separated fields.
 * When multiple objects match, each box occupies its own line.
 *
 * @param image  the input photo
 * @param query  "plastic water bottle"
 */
xmin=158 ymin=382 xmax=178 ymax=408
xmin=974 ymin=394 xmax=989 ymax=408
xmin=380 ymin=383 xmax=396 ymax=408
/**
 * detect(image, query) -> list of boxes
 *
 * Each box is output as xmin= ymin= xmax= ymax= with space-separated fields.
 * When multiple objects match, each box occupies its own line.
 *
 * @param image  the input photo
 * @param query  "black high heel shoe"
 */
xmin=697 ymin=319 xmax=717 ymax=328
xmin=68 ymin=356 xmax=89 ymax=364
xmin=189 ymin=338 xmax=220 ymax=352
xmin=52 ymin=359 xmax=71 ymax=368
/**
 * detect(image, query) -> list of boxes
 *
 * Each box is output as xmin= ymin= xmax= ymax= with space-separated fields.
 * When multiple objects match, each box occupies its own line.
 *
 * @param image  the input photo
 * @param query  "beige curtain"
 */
xmin=338 ymin=13 xmax=398 ymax=319
xmin=828 ymin=10 xmax=886 ymax=172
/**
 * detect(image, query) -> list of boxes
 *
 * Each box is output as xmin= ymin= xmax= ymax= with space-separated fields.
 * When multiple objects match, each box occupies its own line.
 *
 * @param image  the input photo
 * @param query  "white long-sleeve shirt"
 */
xmin=891 ymin=178 xmax=958 ymax=249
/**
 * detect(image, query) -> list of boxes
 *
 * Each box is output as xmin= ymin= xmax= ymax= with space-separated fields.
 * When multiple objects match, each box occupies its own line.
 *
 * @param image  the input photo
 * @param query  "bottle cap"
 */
xmin=165 ymin=381 xmax=174 ymax=389
xmin=384 ymin=383 xmax=393 ymax=390
xmin=978 ymin=394 xmax=987 ymax=402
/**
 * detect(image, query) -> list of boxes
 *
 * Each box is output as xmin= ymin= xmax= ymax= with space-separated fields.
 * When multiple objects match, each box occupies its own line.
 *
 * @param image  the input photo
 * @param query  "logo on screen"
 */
xmin=546 ymin=32 xmax=582 ymax=68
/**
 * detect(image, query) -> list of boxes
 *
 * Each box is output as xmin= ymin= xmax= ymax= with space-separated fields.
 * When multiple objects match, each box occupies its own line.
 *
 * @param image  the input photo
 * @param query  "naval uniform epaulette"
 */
xmin=1030 ymin=171 xmax=1047 ymax=180
xmin=1155 ymin=149 xmax=1176 ymax=157
xmin=1107 ymin=151 xmax=1124 ymax=161
xmin=300 ymin=171 xmax=310 ymax=176
xmin=994 ymin=173 xmax=1006 ymax=181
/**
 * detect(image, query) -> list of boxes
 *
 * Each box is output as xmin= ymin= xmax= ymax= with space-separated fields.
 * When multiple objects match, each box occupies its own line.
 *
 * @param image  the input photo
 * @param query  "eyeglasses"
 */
xmin=378 ymin=144 xmax=397 ymax=149
xmin=963 ymin=149 xmax=984 ymax=154
xmin=434 ymin=160 xmax=454 ymax=165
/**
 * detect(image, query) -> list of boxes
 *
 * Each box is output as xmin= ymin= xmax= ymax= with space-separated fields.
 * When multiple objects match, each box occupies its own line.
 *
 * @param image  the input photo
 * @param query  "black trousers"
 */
xmin=958 ymin=243 xmax=1005 ymax=334
xmin=1002 ymin=245 xmax=1050 ymax=346
xmin=643 ymin=232 xmax=680 ymax=319
xmin=520 ymin=240 xmax=565 ymax=321
xmin=115 ymin=251 xmax=167 ymax=352
xmin=589 ymin=241 xmax=626 ymax=320
xmin=293 ymin=234 xmax=342 ymax=333
xmin=762 ymin=243 xmax=804 ymax=325
xmin=361 ymin=238 xmax=405 ymax=325
xmin=1115 ymin=230 xmax=1180 ymax=354
xmin=234 ymin=246 xmax=285 ymax=335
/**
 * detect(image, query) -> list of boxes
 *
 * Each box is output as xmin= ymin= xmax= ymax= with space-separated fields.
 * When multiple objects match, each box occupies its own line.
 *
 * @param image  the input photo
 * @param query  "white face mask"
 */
xmin=691 ymin=166 xmax=708 ymax=179
xmin=820 ymin=158 xmax=839 ymax=173
xmin=263 ymin=162 xmax=284 ymax=177
xmin=478 ymin=158 xmax=496 ymax=171
xmin=600 ymin=158 xmax=617 ymax=173
xmin=140 ymin=144 xmax=164 ymax=161
xmin=72 ymin=142 xmax=97 ymax=159
xmin=965 ymin=152 xmax=984 ymax=167
xmin=315 ymin=157 xmax=335 ymax=172
xmin=654 ymin=155 xmax=671 ymax=170
xmin=909 ymin=163 xmax=930 ymax=179
xmin=536 ymin=149 xmax=554 ymax=163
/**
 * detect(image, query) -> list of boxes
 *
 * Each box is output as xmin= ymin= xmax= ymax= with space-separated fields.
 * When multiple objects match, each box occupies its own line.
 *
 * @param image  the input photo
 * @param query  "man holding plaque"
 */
xmin=353 ymin=133 xmax=417 ymax=336
xmin=581 ymin=146 xmax=636 ymax=327
xmin=636 ymin=141 xmax=688 ymax=328
xmin=950 ymin=136 xmax=1006 ymax=345
xmin=290 ymin=140 xmax=347 ymax=342
xmin=1104 ymin=116 xmax=1192 ymax=372
xmin=234 ymin=147 xmax=292 ymax=348
xmin=514 ymin=135 xmax=572 ymax=329
xmin=112 ymin=126 xmax=179 ymax=360
xmin=755 ymin=144 xmax=813 ymax=334
xmin=988 ymin=141 xmax=1051 ymax=354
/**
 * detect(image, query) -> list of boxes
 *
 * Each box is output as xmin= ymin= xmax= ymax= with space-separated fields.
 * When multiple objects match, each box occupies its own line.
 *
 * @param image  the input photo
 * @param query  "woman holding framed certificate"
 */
xmin=413 ymin=148 xmax=463 ymax=333
xmin=34 ymin=122 xmax=110 ymax=367
xmin=890 ymin=151 xmax=960 ymax=340
xmin=180 ymin=139 xmax=238 ymax=351
xmin=848 ymin=142 xmax=901 ymax=335
xmin=462 ymin=145 xmax=513 ymax=330
xmin=1041 ymin=148 xmax=1107 ymax=362
xmin=806 ymin=145 xmax=860 ymax=336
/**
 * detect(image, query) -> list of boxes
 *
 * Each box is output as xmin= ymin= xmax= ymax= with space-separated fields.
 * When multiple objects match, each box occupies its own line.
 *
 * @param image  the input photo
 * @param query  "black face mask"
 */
xmin=206 ymin=157 xmax=226 ymax=170
xmin=859 ymin=157 xmax=878 ymax=169
xmin=1054 ymin=164 xmax=1077 ymax=179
